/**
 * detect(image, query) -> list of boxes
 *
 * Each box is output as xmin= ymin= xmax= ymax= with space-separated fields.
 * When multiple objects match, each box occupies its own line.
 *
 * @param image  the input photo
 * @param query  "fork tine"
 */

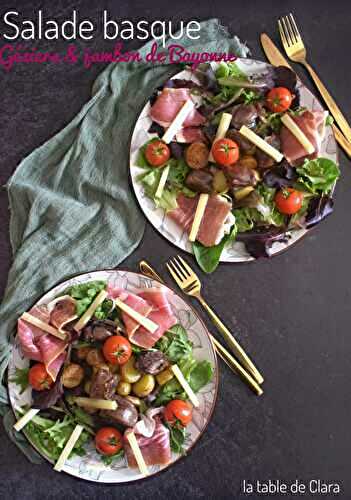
xmin=278 ymin=19 xmax=288 ymax=48
xmin=176 ymin=255 xmax=194 ymax=278
xmin=166 ymin=262 xmax=184 ymax=288
xmin=285 ymin=14 xmax=297 ymax=44
xmin=289 ymin=13 xmax=301 ymax=41
xmin=171 ymin=257 xmax=189 ymax=280
xmin=281 ymin=16 xmax=292 ymax=46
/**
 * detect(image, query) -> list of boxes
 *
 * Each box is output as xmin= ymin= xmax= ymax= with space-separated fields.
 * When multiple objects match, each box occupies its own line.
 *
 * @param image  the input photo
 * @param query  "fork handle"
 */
xmin=303 ymin=61 xmax=351 ymax=144
xmin=197 ymin=295 xmax=264 ymax=385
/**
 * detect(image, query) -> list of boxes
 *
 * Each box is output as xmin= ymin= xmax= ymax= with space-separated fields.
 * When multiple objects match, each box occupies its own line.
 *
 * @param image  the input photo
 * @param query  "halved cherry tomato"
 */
xmin=95 ymin=427 xmax=123 ymax=456
xmin=266 ymin=87 xmax=293 ymax=113
xmin=103 ymin=335 xmax=132 ymax=365
xmin=145 ymin=140 xmax=170 ymax=167
xmin=275 ymin=188 xmax=304 ymax=214
xmin=164 ymin=399 xmax=193 ymax=426
xmin=28 ymin=363 xmax=53 ymax=391
xmin=212 ymin=138 xmax=239 ymax=167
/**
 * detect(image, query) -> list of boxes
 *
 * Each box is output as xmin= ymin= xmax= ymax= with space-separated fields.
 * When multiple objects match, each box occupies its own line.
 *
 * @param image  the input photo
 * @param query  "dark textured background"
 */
xmin=0 ymin=1 xmax=350 ymax=499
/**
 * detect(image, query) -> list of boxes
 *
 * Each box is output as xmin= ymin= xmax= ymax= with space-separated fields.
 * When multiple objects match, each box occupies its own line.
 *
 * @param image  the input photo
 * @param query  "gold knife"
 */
xmin=139 ymin=260 xmax=263 ymax=396
xmin=260 ymin=33 xmax=351 ymax=159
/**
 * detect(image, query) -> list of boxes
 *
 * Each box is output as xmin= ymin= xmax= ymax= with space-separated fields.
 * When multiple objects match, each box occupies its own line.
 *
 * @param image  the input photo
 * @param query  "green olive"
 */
xmin=117 ymin=381 xmax=131 ymax=396
xmin=132 ymin=374 xmax=155 ymax=397
xmin=120 ymin=356 xmax=141 ymax=384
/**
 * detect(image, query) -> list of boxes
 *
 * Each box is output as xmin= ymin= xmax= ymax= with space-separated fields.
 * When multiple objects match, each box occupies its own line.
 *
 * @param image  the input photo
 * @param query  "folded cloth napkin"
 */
xmin=0 ymin=19 xmax=248 ymax=461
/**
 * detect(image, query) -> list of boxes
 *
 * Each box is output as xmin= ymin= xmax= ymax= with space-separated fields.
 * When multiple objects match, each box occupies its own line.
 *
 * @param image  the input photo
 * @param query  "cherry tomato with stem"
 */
xmin=212 ymin=138 xmax=239 ymax=167
xmin=28 ymin=363 xmax=53 ymax=391
xmin=95 ymin=427 xmax=123 ymax=456
xmin=275 ymin=188 xmax=304 ymax=215
xmin=164 ymin=399 xmax=193 ymax=426
xmin=266 ymin=87 xmax=293 ymax=113
xmin=103 ymin=335 xmax=132 ymax=365
xmin=145 ymin=140 xmax=170 ymax=167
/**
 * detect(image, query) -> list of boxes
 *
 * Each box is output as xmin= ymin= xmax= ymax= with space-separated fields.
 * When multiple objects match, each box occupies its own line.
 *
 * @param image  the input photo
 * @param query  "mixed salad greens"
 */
xmin=136 ymin=61 xmax=340 ymax=272
xmin=12 ymin=279 xmax=214 ymax=468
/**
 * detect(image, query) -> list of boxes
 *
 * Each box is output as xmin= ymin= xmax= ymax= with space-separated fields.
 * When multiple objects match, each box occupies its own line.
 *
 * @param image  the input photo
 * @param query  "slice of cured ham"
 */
xmin=17 ymin=306 xmax=67 ymax=381
xmin=176 ymin=126 xmax=205 ymax=143
xmin=280 ymin=110 xmax=327 ymax=166
xmin=107 ymin=285 xmax=176 ymax=349
xmin=168 ymin=194 xmax=234 ymax=247
xmin=150 ymin=88 xmax=206 ymax=128
xmin=124 ymin=417 xmax=171 ymax=467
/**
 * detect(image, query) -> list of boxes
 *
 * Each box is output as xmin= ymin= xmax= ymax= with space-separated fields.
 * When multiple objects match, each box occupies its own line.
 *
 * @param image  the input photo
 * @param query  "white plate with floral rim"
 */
xmin=129 ymin=59 xmax=338 ymax=262
xmin=8 ymin=269 xmax=218 ymax=483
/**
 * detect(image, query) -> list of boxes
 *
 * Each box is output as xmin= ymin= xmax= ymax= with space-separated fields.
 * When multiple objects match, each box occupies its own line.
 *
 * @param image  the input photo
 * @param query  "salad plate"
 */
xmin=129 ymin=59 xmax=339 ymax=270
xmin=8 ymin=269 xmax=218 ymax=483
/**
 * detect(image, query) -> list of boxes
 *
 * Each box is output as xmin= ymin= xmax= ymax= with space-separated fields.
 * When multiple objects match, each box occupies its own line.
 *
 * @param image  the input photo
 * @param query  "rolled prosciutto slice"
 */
xmin=17 ymin=306 xmax=67 ymax=381
xmin=176 ymin=126 xmax=205 ymax=143
xmin=107 ymin=285 xmax=176 ymax=349
xmin=169 ymin=194 xmax=234 ymax=247
xmin=280 ymin=110 xmax=327 ymax=166
xmin=150 ymin=88 xmax=206 ymax=128
xmin=124 ymin=417 xmax=171 ymax=467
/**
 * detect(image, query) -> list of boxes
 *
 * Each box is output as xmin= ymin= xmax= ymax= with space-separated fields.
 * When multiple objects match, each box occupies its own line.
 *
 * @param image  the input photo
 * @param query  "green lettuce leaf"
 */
xmin=64 ymin=280 xmax=107 ymax=317
xmin=9 ymin=367 xmax=29 ymax=394
xmin=296 ymin=157 xmax=340 ymax=194
xmin=155 ymin=324 xmax=193 ymax=363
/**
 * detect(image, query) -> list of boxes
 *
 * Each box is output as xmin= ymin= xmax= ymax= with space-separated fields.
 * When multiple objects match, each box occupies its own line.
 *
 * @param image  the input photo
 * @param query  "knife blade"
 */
xmin=260 ymin=33 xmax=351 ymax=158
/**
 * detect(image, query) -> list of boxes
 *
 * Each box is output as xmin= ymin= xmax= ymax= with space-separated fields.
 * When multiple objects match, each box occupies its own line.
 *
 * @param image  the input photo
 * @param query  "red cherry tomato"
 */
xmin=164 ymin=399 xmax=193 ymax=426
xmin=102 ymin=335 xmax=132 ymax=365
xmin=275 ymin=188 xmax=304 ymax=214
xmin=145 ymin=140 xmax=170 ymax=167
xmin=95 ymin=427 xmax=123 ymax=456
xmin=28 ymin=363 xmax=53 ymax=391
xmin=212 ymin=138 xmax=239 ymax=167
xmin=266 ymin=87 xmax=293 ymax=113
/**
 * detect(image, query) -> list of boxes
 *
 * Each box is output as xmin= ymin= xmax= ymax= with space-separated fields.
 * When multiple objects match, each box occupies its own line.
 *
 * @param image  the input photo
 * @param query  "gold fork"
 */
xmin=139 ymin=260 xmax=263 ymax=395
xmin=166 ymin=255 xmax=264 ymax=385
xmin=278 ymin=13 xmax=351 ymax=144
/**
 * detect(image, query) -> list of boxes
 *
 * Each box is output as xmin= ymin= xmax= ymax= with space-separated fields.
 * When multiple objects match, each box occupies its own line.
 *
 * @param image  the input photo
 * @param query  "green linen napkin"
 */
xmin=0 ymin=19 xmax=249 ymax=461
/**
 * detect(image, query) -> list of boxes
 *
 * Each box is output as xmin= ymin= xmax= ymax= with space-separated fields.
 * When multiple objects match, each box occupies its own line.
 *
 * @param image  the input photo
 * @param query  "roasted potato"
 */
xmin=132 ymin=374 xmax=155 ymax=397
xmin=117 ymin=381 xmax=131 ymax=396
xmin=76 ymin=346 xmax=90 ymax=360
xmin=233 ymin=186 xmax=254 ymax=201
xmin=120 ymin=356 xmax=141 ymax=384
xmin=185 ymin=142 xmax=209 ymax=169
xmin=62 ymin=363 xmax=84 ymax=388
xmin=240 ymin=155 xmax=258 ymax=170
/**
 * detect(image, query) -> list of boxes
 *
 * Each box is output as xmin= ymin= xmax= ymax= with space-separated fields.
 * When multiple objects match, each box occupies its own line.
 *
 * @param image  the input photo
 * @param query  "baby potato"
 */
xmin=120 ymin=356 xmax=141 ymax=384
xmin=117 ymin=381 xmax=131 ymax=396
xmin=86 ymin=348 xmax=105 ymax=367
xmin=92 ymin=363 xmax=110 ymax=375
xmin=132 ymin=374 xmax=155 ymax=397
xmin=62 ymin=363 xmax=84 ymax=388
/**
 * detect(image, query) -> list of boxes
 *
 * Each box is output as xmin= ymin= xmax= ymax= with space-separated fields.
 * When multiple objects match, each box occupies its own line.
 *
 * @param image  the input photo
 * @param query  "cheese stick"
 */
xmin=171 ymin=364 xmax=199 ymax=408
xmin=54 ymin=424 xmax=84 ymax=472
xmin=189 ymin=193 xmax=209 ymax=242
xmin=74 ymin=397 xmax=118 ymax=410
xmin=74 ymin=290 xmax=108 ymax=332
xmin=239 ymin=125 xmax=284 ymax=162
xmin=281 ymin=113 xmax=315 ymax=154
xmin=155 ymin=164 xmax=170 ymax=199
xmin=209 ymin=112 xmax=232 ymax=162
xmin=126 ymin=431 xmax=149 ymax=476
xmin=162 ymin=99 xmax=195 ymax=144
xmin=115 ymin=298 xmax=158 ymax=333
xmin=13 ymin=408 xmax=40 ymax=432
xmin=21 ymin=313 xmax=67 ymax=341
